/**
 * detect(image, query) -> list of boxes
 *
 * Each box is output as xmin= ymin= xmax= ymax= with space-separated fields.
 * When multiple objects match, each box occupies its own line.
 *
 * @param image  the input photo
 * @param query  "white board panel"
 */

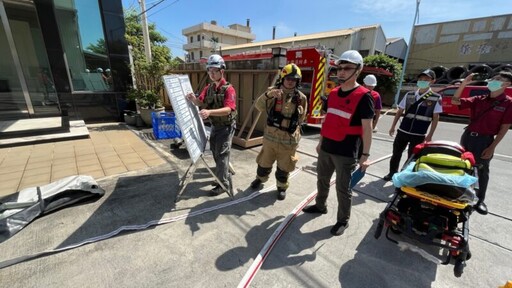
xmin=163 ymin=74 xmax=208 ymax=164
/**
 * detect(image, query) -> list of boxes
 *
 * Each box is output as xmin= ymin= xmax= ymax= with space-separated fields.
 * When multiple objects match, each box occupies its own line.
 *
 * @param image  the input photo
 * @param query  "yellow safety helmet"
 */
xmin=280 ymin=63 xmax=302 ymax=80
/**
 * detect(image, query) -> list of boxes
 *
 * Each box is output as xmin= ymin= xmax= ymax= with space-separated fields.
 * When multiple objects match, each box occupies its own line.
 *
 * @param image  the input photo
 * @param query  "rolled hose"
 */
xmin=429 ymin=66 xmax=448 ymax=79
xmin=463 ymin=64 xmax=494 ymax=78
xmin=446 ymin=66 xmax=467 ymax=81
xmin=493 ymin=64 xmax=512 ymax=73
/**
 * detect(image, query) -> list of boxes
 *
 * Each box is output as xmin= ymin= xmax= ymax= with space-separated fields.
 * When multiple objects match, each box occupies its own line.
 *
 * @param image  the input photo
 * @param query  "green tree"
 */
xmin=124 ymin=9 xmax=178 ymax=94
xmin=361 ymin=54 xmax=402 ymax=105
xmin=86 ymin=38 xmax=107 ymax=55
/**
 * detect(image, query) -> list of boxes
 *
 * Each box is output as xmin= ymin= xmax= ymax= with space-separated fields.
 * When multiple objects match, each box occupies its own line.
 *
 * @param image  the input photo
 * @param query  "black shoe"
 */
xmin=250 ymin=178 xmax=263 ymax=189
xmin=330 ymin=222 xmax=349 ymax=236
xmin=383 ymin=173 xmax=395 ymax=181
xmin=277 ymin=188 xmax=286 ymax=200
xmin=302 ymin=205 xmax=328 ymax=214
xmin=210 ymin=185 xmax=226 ymax=196
xmin=474 ymin=201 xmax=488 ymax=215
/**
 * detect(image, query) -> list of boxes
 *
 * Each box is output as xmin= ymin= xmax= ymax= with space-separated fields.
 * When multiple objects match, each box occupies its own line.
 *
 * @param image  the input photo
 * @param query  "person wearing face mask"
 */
xmin=249 ymin=63 xmax=308 ymax=200
xmin=383 ymin=69 xmax=442 ymax=181
xmin=451 ymin=71 xmax=512 ymax=215
xmin=187 ymin=54 xmax=237 ymax=196
xmin=302 ymin=50 xmax=374 ymax=236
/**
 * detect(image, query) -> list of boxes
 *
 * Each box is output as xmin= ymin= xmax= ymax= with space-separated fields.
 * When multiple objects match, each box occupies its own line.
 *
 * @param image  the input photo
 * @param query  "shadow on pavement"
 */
xmin=215 ymin=213 xmax=332 ymax=276
xmin=57 ymin=171 xmax=180 ymax=248
xmin=338 ymin=218 xmax=437 ymax=288
xmin=352 ymin=179 xmax=397 ymax=207
xmin=183 ymin=186 xmax=279 ymax=234
xmin=215 ymin=216 xmax=285 ymax=271
xmin=261 ymin=213 xmax=333 ymax=270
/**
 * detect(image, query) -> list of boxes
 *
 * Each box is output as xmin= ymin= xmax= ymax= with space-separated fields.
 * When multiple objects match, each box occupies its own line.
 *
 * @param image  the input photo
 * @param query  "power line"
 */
xmin=137 ymin=0 xmax=169 ymax=17
xmin=147 ymin=0 xmax=180 ymax=18
xmin=127 ymin=0 xmax=138 ymax=10
xmin=159 ymin=27 xmax=186 ymax=43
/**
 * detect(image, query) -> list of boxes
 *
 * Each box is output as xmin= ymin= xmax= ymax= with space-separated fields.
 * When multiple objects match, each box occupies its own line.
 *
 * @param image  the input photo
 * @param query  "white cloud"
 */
xmin=274 ymin=22 xmax=294 ymax=38
xmin=353 ymin=0 xmax=413 ymax=15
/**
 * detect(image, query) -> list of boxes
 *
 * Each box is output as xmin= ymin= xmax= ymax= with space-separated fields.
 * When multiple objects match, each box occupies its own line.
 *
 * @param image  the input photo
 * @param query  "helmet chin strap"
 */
xmin=339 ymin=68 xmax=359 ymax=84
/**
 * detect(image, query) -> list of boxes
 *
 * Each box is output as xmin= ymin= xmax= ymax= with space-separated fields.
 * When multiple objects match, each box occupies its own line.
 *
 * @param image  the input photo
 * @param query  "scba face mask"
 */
xmin=487 ymin=80 xmax=503 ymax=92
xmin=416 ymin=80 xmax=430 ymax=89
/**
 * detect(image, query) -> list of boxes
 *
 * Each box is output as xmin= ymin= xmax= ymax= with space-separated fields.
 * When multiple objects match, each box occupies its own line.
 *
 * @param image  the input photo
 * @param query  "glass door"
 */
xmin=0 ymin=0 xmax=60 ymax=118
xmin=0 ymin=1 xmax=29 ymax=117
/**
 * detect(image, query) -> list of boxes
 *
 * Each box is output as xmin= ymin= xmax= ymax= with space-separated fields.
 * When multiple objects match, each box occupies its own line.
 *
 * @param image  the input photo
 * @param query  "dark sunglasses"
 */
xmin=337 ymin=66 xmax=357 ymax=71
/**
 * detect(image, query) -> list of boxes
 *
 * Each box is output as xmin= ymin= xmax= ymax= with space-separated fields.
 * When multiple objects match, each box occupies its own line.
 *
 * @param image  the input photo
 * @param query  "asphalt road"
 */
xmin=1 ymin=116 xmax=511 ymax=288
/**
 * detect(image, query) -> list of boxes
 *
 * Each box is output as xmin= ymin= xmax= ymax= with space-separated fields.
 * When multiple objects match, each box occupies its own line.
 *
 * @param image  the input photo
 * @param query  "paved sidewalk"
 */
xmin=0 ymin=123 xmax=165 ymax=197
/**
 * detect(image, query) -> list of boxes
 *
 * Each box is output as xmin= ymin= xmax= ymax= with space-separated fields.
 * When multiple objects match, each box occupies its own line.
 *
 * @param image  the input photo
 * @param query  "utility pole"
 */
xmin=138 ymin=0 xmax=152 ymax=62
xmin=393 ymin=0 xmax=421 ymax=107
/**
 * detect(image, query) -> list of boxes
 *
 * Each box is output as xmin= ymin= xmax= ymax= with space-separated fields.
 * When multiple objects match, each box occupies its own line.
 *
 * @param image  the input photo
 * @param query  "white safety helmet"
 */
xmin=206 ymin=54 xmax=226 ymax=70
xmin=336 ymin=50 xmax=364 ymax=67
xmin=363 ymin=74 xmax=377 ymax=86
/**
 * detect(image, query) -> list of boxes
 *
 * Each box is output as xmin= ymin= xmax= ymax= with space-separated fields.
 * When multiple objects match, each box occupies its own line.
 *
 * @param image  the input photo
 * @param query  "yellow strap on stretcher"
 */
xmin=401 ymin=186 xmax=469 ymax=209
xmin=416 ymin=163 xmax=466 ymax=176
xmin=415 ymin=153 xmax=471 ymax=171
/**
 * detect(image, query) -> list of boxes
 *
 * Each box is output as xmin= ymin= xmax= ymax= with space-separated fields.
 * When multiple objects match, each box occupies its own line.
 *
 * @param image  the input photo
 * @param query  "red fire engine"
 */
xmin=222 ymin=47 xmax=336 ymax=124
xmin=223 ymin=47 xmax=392 ymax=125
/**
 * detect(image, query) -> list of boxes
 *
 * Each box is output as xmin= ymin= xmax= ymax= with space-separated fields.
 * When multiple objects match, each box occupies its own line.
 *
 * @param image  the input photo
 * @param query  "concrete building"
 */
xmin=405 ymin=14 xmax=512 ymax=82
xmin=219 ymin=24 xmax=403 ymax=61
xmin=0 ymin=0 xmax=131 ymax=123
xmin=385 ymin=37 xmax=407 ymax=62
xmin=182 ymin=20 xmax=256 ymax=62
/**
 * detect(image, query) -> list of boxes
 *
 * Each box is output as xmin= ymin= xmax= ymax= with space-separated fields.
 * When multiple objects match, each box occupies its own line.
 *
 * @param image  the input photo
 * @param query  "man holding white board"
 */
xmin=187 ymin=54 xmax=237 ymax=196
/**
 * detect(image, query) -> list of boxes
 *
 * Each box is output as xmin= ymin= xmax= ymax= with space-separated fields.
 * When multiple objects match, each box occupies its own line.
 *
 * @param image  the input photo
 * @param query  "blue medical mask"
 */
xmin=487 ymin=80 xmax=503 ymax=92
xmin=416 ymin=80 xmax=430 ymax=89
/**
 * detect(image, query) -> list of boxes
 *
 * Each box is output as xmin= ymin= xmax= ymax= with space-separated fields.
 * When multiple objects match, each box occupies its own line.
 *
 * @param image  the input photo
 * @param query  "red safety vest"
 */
xmin=321 ymin=86 xmax=369 ymax=141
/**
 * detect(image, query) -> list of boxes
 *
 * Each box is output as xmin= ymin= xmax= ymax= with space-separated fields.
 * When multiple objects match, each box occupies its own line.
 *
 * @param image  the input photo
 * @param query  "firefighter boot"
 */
xmin=275 ymin=167 xmax=289 ymax=200
xmin=250 ymin=178 xmax=263 ymax=189
xmin=210 ymin=184 xmax=226 ymax=196
xmin=251 ymin=166 xmax=271 ymax=190
xmin=277 ymin=188 xmax=286 ymax=200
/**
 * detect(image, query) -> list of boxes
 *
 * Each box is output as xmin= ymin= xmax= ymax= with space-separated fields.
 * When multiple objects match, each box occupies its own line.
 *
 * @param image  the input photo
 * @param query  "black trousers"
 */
xmin=388 ymin=130 xmax=425 ymax=174
xmin=460 ymin=130 xmax=494 ymax=202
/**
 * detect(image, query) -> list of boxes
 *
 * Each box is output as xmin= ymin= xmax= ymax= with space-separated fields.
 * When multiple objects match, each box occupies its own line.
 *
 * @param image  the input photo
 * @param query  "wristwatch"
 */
xmin=362 ymin=153 xmax=370 ymax=157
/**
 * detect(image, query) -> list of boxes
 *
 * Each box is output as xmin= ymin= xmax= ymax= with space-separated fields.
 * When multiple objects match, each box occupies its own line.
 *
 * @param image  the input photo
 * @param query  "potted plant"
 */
xmin=127 ymin=88 xmax=164 ymax=127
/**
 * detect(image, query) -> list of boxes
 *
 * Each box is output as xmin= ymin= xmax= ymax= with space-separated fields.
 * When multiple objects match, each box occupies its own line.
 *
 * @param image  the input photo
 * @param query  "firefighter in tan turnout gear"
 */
xmin=250 ymin=63 xmax=308 ymax=200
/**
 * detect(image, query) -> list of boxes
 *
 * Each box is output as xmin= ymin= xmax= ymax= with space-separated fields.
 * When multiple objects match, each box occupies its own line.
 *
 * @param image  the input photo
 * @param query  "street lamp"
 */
xmin=393 ymin=0 xmax=421 ymax=107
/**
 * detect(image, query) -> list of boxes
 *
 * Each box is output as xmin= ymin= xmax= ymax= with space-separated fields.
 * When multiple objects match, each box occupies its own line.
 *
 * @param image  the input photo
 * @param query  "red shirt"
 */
xmin=198 ymin=78 xmax=237 ymax=110
xmin=460 ymin=93 xmax=512 ymax=135
xmin=370 ymin=90 xmax=382 ymax=110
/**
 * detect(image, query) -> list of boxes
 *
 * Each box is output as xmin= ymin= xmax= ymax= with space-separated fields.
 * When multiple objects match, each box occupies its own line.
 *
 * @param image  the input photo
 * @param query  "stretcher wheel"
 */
xmin=374 ymin=222 xmax=383 ymax=239
xmin=454 ymin=260 xmax=465 ymax=277
xmin=390 ymin=226 xmax=402 ymax=235
xmin=465 ymin=251 xmax=472 ymax=261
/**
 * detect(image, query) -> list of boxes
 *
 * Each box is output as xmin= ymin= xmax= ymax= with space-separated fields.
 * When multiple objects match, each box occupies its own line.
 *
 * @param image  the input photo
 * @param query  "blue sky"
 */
xmin=121 ymin=0 xmax=512 ymax=58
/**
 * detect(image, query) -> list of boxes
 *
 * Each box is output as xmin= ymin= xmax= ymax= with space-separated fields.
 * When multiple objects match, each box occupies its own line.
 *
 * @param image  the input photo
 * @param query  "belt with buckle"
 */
xmin=469 ymin=131 xmax=492 ymax=137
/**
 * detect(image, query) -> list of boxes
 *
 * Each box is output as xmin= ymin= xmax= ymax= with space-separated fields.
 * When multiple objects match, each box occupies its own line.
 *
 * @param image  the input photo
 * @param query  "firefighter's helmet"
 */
xmin=206 ymin=54 xmax=226 ymax=70
xmin=280 ymin=63 xmax=302 ymax=80
xmin=363 ymin=74 xmax=377 ymax=86
xmin=336 ymin=50 xmax=364 ymax=67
